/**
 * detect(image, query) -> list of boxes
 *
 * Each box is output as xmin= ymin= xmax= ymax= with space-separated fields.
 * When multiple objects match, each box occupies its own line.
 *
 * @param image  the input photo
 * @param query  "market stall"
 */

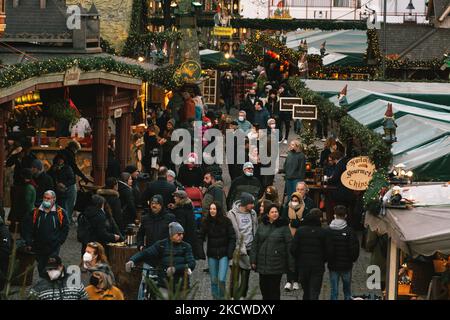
xmin=365 ymin=183 xmax=450 ymax=300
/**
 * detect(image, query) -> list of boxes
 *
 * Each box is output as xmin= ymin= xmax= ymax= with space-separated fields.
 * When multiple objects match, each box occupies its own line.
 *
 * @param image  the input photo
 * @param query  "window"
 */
xmin=203 ymin=70 xmax=217 ymax=105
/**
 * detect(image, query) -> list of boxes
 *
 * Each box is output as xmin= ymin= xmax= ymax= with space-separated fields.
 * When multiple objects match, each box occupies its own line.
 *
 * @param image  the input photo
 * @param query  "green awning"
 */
xmin=200 ymin=51 xmax=248 ymax=71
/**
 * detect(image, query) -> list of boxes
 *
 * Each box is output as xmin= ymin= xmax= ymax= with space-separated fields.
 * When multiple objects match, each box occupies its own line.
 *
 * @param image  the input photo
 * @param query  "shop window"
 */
xmin=203 ymin=70 xmax=217 ymax=105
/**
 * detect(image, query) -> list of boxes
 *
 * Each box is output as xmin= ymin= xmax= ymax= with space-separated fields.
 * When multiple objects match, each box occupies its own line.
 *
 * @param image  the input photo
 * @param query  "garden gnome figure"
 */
xmin=320 ymin=41 xmax=326 ymax=57
xmin=382 ymin=103 xmax=397 ymax=143
xmin=338 ymin=84 xmax=348 ymax=107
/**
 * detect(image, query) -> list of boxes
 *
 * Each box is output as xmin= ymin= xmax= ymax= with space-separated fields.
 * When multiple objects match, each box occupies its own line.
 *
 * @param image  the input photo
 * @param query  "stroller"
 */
xmin=184 ymin=187 xmax=203 ymax=230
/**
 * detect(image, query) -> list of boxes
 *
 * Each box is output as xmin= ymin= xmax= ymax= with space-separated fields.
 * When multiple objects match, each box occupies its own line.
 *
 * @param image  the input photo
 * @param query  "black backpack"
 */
xmin=77 ymin=212 xmax=92 ymax=244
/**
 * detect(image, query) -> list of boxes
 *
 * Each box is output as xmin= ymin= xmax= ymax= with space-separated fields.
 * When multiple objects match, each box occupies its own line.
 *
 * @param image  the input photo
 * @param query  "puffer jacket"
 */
xmin=198 ymin=215 xmax=236 ymax=260
xmin=250 ymin=215 xmax=294 ymax=275
xmin=97 ymin=189 xmax=125 ymax=234
xmin=290 ymin=214 xmax=327 ymax=271
xmin=136 ymin=209 xmax=176 ymax=249
xmin=226 ymin=175 xmax=262 ymax=210
xmin=202 ymin=181 xmax=227 ymax=214
xmin=130 ymin=238 xmax=196 ymax=289
xmin=326 ymin=219 xmax=360 ymax=272
xmin=169 ymin=198 xmax=202 ymax=258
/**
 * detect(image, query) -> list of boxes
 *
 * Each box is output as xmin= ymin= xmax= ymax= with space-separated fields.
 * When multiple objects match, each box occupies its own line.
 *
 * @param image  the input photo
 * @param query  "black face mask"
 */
xmin=89 ymin=275 xmax=100 ymax=287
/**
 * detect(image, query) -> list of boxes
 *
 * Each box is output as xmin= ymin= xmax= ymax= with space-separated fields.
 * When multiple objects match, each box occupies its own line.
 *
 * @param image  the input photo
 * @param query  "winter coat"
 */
xmin=226 ymin=174 xmax=262 ymax=210
xmin=6 ymin=151 xmax=36 ymax=183
xmin=284 ymin=150 xmax=306 ymax=180
xmin=290 ymin=214 xmax=327 ymax=271
xmin=327 ymin=158 xmax=355 ymax=205
xmin=202 ymin=181 xmax=227 ymax=214
xmin=49 ymin=164 xmax=75 ymax=200
xmin=97 ymin=189 xmax=125 ymax=234
xmin=265 ymin=98 xmax=279 ymax=118
xmin=250 ymin=215 xmax=294 ymax=275
xmin=8 ymin=182 xmax=36 ymax=227
xmin=106 ymin=148 xmax=121 ymax=179
xmin=29 ymin=272 xmax=88 ymax=300
xmin=81 ymin=206 xmax=117 ymax=246
xmin=237 ymin=119 xmax=252 ymax=135
xmin=33 ymin=171 xmax=54 ymax=205
xmin=130 ymin=238 xmax=196 ymax=289
xmin=118 ymin=181 xmax=137 ymax=226
xmin=169 ymin=198 xmax=202 ymax=258
xmin=86 ymin=285 xmax=124 ymax=300
xmin=57 ymin=148 xmax=88 ymax=181
xmin=198 ymin=215 xmax=236 ymax=260
xmin=286 ymin=200 xmax=305 ymax=236
xmin=136 ymin=209 xmax=176 ymax=249
xmin=241 ymin=96 xmax=256 ymax=123
xmin=253 ymin=107 xmax=270 ymax=129
xmin=326 ymin=219 xmax=360 ymax=272
xmin=141 ymin=177 xmax=176 ymax=208
xmin=178 ymin=165 xmax=203 ymax=187
xmin=22 ymin=205 xmax=69 ymax=255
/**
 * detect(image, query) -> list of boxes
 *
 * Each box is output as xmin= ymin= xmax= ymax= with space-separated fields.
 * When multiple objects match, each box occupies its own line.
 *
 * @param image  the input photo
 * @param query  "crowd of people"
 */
xmin=0 ymin=70 xmax=366 ymax=301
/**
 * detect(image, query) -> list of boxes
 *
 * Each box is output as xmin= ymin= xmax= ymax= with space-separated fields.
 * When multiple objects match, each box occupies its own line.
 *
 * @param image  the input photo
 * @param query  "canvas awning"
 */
xmin=365 ymin=184 xmax=450 ymax=257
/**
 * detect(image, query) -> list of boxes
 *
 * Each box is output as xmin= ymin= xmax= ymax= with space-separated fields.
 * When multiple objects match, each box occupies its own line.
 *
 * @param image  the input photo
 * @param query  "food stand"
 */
xmin=365 ymin=183 xmax=450 ymax=300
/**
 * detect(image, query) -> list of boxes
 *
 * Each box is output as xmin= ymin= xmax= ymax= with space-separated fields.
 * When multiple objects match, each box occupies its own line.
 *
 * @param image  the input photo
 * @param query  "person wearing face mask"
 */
xmin=178 ymin=153 xmax=203 ymax=188
xmin=236 ymin=110 xmax=252 ymax=135
xmin=22 ymin=190 xmax=69 ymax=277
xmin=166 ymin=170 xmax=185 ymax=191
xmin=81 ymin=241 xmax=116 ymax=286
xmin=31 ymin=159 xmax=54 ymax=206
xmin=29 ymin=255 xmax=88 ymax=300
xmin=226 ymin=162 xmax=262 ymax=210
xmin=85 ymin=270 xmax=124 ymax=300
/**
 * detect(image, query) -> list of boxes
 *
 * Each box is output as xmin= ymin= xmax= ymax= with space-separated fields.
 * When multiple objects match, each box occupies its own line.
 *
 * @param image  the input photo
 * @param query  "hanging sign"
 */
xmin=212 ymin=26 xmax=234 ymax=37
xmin=64 ymin=66 xmax=81 ymax=86
xmin=341 ymin=156 xmax=376 ymax=191
xmin=114 ymin=108 xmax=123 ymax=119
xmin=279 ymin=97 xmax=302 ymax=112
xmin=292 ymin=104 xmax=317 ymax=120
xmin=177 ymin=60 xmax=202 ymax=82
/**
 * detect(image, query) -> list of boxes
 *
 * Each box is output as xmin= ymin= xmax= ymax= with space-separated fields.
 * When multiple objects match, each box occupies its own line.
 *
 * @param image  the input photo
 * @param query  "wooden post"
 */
xmin=93 ymin=87 xmax=114 ymax=186
xmin=386 ymin=237 xmax=399 ymax=300
xmin=117 ymin=109 xmax=132 ymax=171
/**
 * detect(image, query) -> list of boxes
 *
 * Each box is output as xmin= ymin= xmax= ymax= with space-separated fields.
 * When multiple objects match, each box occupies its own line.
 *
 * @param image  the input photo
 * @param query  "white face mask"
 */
xmin=238 ymin=116 xmax=245 ymax=122
xmin=48 ymin=269 xmax=62 ymax=280
xmin=244 ymin=171 xmax=253 ymax=177
xmin=83 ymin=252 xmax=93 ymax=263
xmin=270 ymin=123 xmax=276 ymax=129
xmin=291 ymin=201 xmax=299 ymax=207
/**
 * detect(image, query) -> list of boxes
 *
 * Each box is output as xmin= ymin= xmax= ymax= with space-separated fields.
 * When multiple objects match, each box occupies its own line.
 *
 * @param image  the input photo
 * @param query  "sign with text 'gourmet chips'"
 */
xmin=341 ymin=156 xmax=376 ymax=191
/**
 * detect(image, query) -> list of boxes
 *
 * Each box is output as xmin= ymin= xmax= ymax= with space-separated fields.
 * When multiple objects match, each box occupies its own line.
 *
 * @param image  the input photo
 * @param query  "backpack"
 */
xmin=33 ymin=207 xmax=64 ymax=227
xmin=77 ymin=212 xmax=92 ymax=244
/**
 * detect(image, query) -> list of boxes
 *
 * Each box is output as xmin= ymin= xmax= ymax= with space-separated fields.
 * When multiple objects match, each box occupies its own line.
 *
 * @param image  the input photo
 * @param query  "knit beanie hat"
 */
xmin=31 ymin=159 xmax=43 ymax=171
xmin=151 ymin=194 xmax=164 ymax=206
xmin=169 ymin=222 xmax=184 ymax=237
xmin=240 ymin=192 xmax=255 ymax=206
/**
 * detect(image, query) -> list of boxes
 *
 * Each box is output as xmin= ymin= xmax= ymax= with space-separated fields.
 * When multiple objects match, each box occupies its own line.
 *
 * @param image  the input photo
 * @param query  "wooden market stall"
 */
xmin=365 ymin=183 xmax=450 ymax=300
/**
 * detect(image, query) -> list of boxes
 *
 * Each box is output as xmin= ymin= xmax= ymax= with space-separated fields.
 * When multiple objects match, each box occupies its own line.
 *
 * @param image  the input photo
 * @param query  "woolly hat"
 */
xmin=31 ymin=159 xmax=43 ymax=171
xmin=173 ymin=190 xmax=188 ymax=199
xmin=169 ymin=222 xmax=184 ymax=237
xmin=167 ymin=170 xmax=176 ymax=178
xmin=150 ymin=194 xmax=164 ymax=206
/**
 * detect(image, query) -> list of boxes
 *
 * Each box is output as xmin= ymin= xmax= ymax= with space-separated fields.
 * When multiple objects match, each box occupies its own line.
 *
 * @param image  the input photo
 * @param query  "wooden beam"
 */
xmin=0 ymin=101 xmax=12 ymax=203
xmin=386 ymin=237 xmax=399 ymax=300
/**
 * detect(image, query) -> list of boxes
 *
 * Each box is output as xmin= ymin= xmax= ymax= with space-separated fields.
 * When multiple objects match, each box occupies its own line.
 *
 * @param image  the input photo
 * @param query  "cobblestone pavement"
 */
xmin=15 ymin=118 xmax=380 ymax=300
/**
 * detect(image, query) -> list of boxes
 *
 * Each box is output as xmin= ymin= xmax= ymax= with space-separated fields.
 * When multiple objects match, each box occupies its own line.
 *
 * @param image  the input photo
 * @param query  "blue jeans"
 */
xmin=208 ymin=256 xmax=229 ymax=300
xmin=65 ymin=184 xmax=77 ymax=222
xmin=329 ymin=270 xmax=352 ymax=300
xmin=285 ymin=179 xmax=300 ymax=202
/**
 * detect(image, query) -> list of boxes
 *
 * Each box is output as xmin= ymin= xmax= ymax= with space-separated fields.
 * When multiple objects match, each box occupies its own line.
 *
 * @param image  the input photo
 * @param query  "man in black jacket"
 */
xmin=97 ymin=177 xmax=125 ymax=234
xmin=31 ymin=159 xmax=54 ymax=206
xmin=326 ymin=205 xmax=360 ymax=300
xmin=58 ymin=141 xmax=91 ymax=183
xmin=226 ymin=162 xmax=262 ymax=210
xmin=142 ymin=167 xmax=176 ymax=209
xmin=327 ymin=151 xmax=354 ymax=207
xmin=290 ymin=212 xmax=327 ymax=300
xmin=22 ymin=190 xmax=69 ymax=277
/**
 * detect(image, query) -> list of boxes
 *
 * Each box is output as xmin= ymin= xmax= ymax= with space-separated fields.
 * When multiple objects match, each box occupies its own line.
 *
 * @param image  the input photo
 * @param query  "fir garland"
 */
xmin=363 ymin=170 xmax=389 ymax=214
xmin=288 ymin=76 xmax=392 ymax=169
xmin=122 ymin=31 xmax=183 ymax=58
xmin=0 ymin=57 xmax=184 ymax=90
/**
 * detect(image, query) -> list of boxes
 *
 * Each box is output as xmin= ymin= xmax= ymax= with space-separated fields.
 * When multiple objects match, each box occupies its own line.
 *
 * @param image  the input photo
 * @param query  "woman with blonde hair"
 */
xmin=85 ymin=270 xmax=125 ymax=300
xmin=283 ymin=140 xmax=306 ymax=200
xmin=80 ymin=242 xmax=115 ymax=286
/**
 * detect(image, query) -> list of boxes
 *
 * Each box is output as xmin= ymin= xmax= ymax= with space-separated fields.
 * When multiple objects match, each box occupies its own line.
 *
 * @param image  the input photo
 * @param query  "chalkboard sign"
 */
xmin=279 ymin=97 xmax=303 ymax=112
xmin=292 ymin=104 xmax=317 ymax=120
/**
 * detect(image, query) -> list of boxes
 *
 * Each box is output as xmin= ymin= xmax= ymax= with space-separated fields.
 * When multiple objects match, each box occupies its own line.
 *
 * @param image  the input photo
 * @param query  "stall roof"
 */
xmin=365 ymin=184 xmax=450 ymax=257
